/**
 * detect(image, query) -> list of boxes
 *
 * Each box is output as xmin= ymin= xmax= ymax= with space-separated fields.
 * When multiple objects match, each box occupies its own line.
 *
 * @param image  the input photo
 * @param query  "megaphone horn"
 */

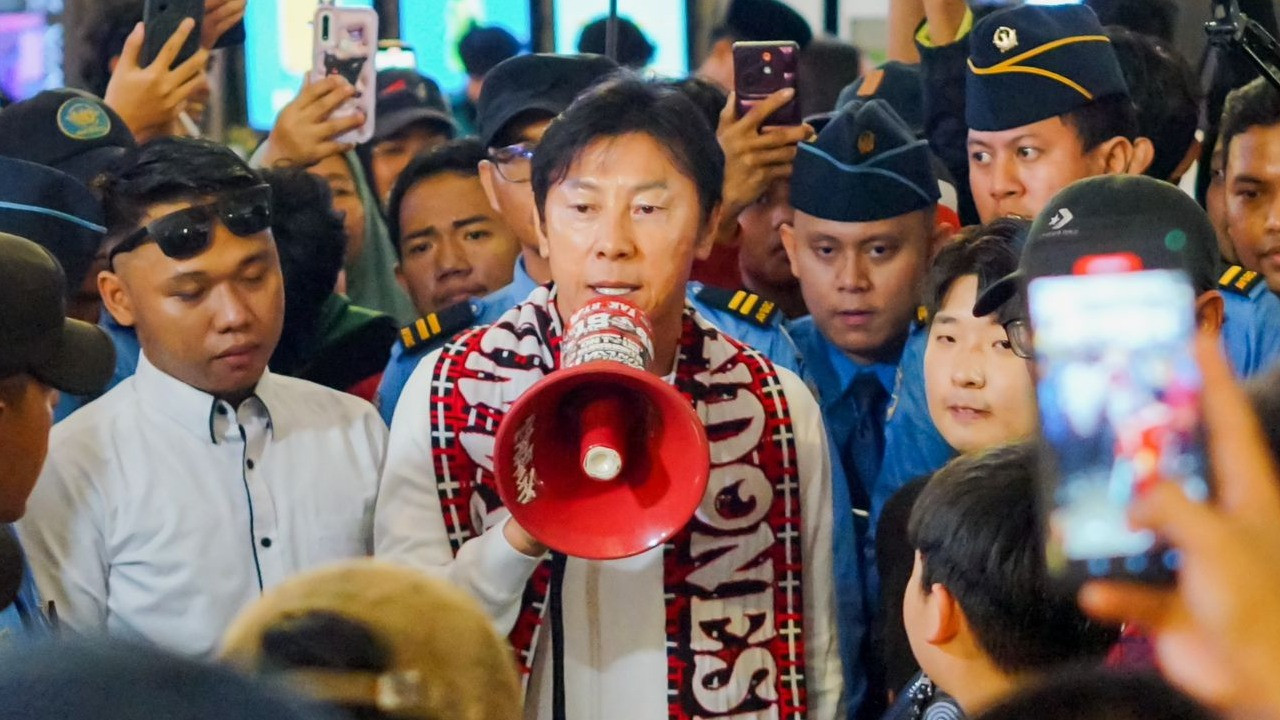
xmin=493 ymin=298 xmax=711 ymax=560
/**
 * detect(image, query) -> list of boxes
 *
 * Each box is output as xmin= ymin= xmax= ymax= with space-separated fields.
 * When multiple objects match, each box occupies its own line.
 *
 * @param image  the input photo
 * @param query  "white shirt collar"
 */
xmin=133 ymin=353 xmax=279 ymax=444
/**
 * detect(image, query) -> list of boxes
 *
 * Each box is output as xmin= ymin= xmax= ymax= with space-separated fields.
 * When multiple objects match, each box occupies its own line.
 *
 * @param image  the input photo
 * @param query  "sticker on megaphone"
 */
xmin=562 ymin=297 xmax=655 ymax=371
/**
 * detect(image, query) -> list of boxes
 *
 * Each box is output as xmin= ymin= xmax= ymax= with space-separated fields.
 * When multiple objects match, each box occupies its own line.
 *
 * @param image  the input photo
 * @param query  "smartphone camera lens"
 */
xmin=320 ymin=13 xmax=331 ymax=42
xmin=762 ymin=51 xmax=772 ymax=61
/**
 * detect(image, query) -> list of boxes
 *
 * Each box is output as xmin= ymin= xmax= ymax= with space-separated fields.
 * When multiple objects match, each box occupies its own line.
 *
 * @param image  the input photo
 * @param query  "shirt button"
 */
xmin=260 ymin=537 xmax=272 ymax=548
xmin=246 ymin=459 xmax=255 ymax=470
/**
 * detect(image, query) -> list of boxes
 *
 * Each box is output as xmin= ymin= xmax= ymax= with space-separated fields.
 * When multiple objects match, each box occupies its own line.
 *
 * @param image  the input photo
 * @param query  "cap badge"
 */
xmin=1049 ymin=208 xmax=1074 ymax=230
xmin=56 ymin=98 xmax=111 ymax=141
xmin=857 ymin=131 xmax=876 ymax=155
xmin=993 ymin=26 xmax=1019 ymax=53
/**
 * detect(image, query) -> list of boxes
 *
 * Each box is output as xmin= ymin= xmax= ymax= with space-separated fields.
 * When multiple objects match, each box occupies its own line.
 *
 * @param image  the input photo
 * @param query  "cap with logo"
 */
xmin=476 ymin=53 xmax=619 ymax=149
xmin=717 ymin=0 xmax=814 ymax=49
xmin=221 ymin=560 xmax=522 ymax=719
xmin=974 ymin=174 xmax=1220 ymax=317
xmin=0 ymin=89 xmax=136 ymax=185
xmin=0 ymin=156 xmax=107 ymax=292
xmin=791 ymin=98 xmax=940 ymax=223
xmin=0 ymin=232 xmax=114 ymax=396
xmin=371 ymin=69 xmax=456 ymax=145
xmin=966 ymin=4 xmax=1129 ymax=132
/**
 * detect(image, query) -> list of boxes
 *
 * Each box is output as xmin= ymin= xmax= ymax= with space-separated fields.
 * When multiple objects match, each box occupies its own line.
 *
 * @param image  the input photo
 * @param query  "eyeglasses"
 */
xmin=108 ymin=184 xmax=273 ymax=267
xmin=487 ymin=142 xmax=536 ymax=183
xmin=1004 ymin=318 xmax=1033 ymax=359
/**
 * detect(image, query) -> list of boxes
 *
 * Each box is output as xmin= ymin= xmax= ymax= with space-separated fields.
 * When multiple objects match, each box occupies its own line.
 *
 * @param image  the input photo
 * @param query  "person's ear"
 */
xmin=926 ymin=582 xmax=963 ymax=646
xmin=1195 ymin=290 xmax=1226 ymax=335
xmin=695 ymin=204 xmax=723 ymax=262
xmin=780 ymin=222 xmax=801 ymax=277
xmin=98 ymin=267 xmax=136 ymax=328
xmin=930 ymin=218 xmax=955 ymax=258
xmin=1092 ymin=136 xmax=1136 ymax=175
xmin=393 ymin=262 xmax=408 ymax=294
xmin=1128 ymin=137 xmax=1156 ymax=176
xmin=478 ymin=159 xmax=502 ymax=213
xmin=534 ymin=207 xmax=552 ymax=260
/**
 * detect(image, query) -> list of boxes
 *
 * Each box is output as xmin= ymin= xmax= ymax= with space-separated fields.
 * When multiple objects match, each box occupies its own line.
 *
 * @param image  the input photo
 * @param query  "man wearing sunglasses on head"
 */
xmin=16 ymin=138 xmax=388 ymax=658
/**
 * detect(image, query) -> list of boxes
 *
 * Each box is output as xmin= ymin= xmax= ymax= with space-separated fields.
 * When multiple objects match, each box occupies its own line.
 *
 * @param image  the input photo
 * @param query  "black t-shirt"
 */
xmin=876 ymin=474 xmax=931 ymax=694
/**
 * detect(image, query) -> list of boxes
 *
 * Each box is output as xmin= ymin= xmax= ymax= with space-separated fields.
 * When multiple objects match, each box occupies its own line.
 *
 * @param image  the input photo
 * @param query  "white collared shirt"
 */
xmin=18 ymin=354 xmax=388 ymax=657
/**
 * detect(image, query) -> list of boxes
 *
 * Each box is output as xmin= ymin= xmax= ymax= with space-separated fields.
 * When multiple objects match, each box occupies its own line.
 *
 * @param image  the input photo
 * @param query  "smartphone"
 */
xmin=733 ymin=41 xmax=800 ymax=126
xmin=311 ymin=5 xmax=379 ymax=145
xmin=1029 ymin=267 xmax=1209 ymax=585
xmin=141 ymin=0 xmax=204 ymax=69
xmin=376 ymin=40 xmax=417 ymax=71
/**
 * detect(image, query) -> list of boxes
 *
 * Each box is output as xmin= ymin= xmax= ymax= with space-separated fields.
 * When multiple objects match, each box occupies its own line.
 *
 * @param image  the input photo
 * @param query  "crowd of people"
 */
xmin=4 ymin=0 xmax=1280 ymax=718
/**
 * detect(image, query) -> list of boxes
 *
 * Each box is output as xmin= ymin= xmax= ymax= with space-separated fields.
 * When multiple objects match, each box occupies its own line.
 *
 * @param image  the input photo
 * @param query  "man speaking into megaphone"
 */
xmin=375 ymin=77 xmax=844 ymax=719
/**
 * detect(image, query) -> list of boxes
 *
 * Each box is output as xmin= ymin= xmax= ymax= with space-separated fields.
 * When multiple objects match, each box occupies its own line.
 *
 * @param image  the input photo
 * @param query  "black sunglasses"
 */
xmin=108 ymin=185 xmax=273 ymax=266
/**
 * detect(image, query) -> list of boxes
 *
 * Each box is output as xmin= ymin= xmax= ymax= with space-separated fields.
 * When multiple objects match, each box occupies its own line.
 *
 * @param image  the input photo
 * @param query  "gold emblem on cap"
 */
xmin=857 ymin=131 xmax=876 ymax=155
xmin=993 ymin=26 xmax=1019 ymax=53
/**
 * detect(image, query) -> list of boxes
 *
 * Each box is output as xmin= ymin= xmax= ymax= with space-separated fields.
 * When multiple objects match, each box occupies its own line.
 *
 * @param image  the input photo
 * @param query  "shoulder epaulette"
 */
xmin=1218 ymin=265 xmax=1265 ymax=297
xmin=696 ymin=286 xmax=780 ymax=327
xmin=398 ymin=301 xmax=477 ymax=355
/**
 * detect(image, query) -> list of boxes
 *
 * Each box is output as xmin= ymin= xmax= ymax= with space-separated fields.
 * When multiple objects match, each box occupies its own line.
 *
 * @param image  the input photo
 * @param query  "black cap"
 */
xmin=966 ymin=4 xmax=1129 ymax=132
xmin=476 ymin=53 xmax=618 ymax=149
xmin=0 ymin=232 xmax=114 ymax=396
xmin=0 ymin=157 xmax=106 ymax=291
xmin=836 ymin=61 xmax=925 ymax=136
xmin=0 ymin=640 xmax=340 ymax=720
xmin=0 ymin=89 xmax=136 ymax=184
xmin=718 ymin=0 xmax=813 ymax=49
xmin=974 ymin=174 xmax=1220 ymax=317
xmin=791 ymin=99 xmax=939 ymax=223
xmin=458 ymin=25 xmax=522 ymax=77
xmin=372 ymin=69 xmax=456 ymax=144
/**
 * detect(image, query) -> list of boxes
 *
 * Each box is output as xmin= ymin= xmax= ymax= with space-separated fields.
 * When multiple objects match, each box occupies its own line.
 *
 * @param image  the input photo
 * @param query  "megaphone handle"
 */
xmin=579 ymin=394 xmax=629 ymax=481
xmin=549 ymin=552 xmax=569 ymax=720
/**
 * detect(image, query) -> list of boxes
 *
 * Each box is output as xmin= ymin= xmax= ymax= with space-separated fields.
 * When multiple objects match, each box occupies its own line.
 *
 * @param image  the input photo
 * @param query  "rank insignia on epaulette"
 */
xmin=1218 ymin=265 xmax=1264 ymax=297
xmin=399 ymin=301 xmax=477 ymax=354
xmin=696 ymin=286 xmax=781 ymax=327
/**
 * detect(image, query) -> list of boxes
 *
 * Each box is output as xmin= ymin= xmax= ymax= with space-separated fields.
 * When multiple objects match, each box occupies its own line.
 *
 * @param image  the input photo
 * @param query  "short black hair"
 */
xmin=908 ymin=442 xmax=1120 ymax=674
xmin=97 ymin=137 xmax=262 ymax=250
xmin=975 ymin=669 xmax=1214 ymax=720
xmin=458 ymin=25 xmax=522 ymax=78
xmin=260 ymin=168 xmax=346 ymax=376
xmin=577 ymin=16 xmax=655 ymax=69
xmin=1060 ymin=94 xmax=1140 ymax=152
xmin=386 ymin=137 xmax=487 ymax=259
xmin=1221 ymin=76 xmax=1280 ymax=159
xmin=261 ymin=611 xmax=393 ymax=720
xmin=1084 ymin=0 xmax=1178 ymax=43
xmin=665 ymin=76 xmax=728 ymax=134
xmin=532 ymin=76 xmax=724 ymax=225
xmin=1106 ymin=26 xmax=1199 ymax=180
xmin=924 ymin=218 xmax=1028 ymax=325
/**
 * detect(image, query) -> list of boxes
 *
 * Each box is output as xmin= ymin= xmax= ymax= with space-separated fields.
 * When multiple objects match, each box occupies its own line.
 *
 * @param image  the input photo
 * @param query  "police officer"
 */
xmin=0 ymin=232 xmax=114 ymax=645
xmin=780 ymin=98 xmax=953 ymax=717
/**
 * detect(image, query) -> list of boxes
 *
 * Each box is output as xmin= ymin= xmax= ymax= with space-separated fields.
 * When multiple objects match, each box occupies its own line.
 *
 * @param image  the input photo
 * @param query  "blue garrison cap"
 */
xmin=791 ymin=99 xmax=939 ymax=223
xmin=967 ymin=4 xmax=1129 ymax=132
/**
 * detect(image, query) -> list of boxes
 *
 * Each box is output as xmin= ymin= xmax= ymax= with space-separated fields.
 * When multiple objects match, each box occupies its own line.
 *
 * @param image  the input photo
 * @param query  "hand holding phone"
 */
xmin=310 ymin=6 xmax=378 ymax=146
xmin=733 ymin=41 xmax=801 ymax=126
xmin=103 ymin=18 xmax=210 ymax=144
xmin=142 ymin=0 xmax=205 ymax=69
xmin=261 ymin=76 xmax=366 ymax=169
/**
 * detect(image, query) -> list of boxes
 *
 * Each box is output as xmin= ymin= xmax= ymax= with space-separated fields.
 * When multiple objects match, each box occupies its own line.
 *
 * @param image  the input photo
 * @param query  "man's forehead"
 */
xmin=968 ymin=116 xmax=1074 ymax=146
xmin=1228 ymin=124 xmax=1280 ymax=175
xmin=793 ymin=207 xmax=928 ymax=241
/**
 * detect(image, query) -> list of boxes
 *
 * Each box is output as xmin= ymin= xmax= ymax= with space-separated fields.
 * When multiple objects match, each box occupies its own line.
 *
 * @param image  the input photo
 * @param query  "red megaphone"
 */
xmin=492 ymin=298 xmax=711 ymax=560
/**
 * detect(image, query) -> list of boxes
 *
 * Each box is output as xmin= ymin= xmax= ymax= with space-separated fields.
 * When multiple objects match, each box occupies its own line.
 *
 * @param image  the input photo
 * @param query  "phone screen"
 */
xmin=1029 ymin=268 xmax=1209 ymax=583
